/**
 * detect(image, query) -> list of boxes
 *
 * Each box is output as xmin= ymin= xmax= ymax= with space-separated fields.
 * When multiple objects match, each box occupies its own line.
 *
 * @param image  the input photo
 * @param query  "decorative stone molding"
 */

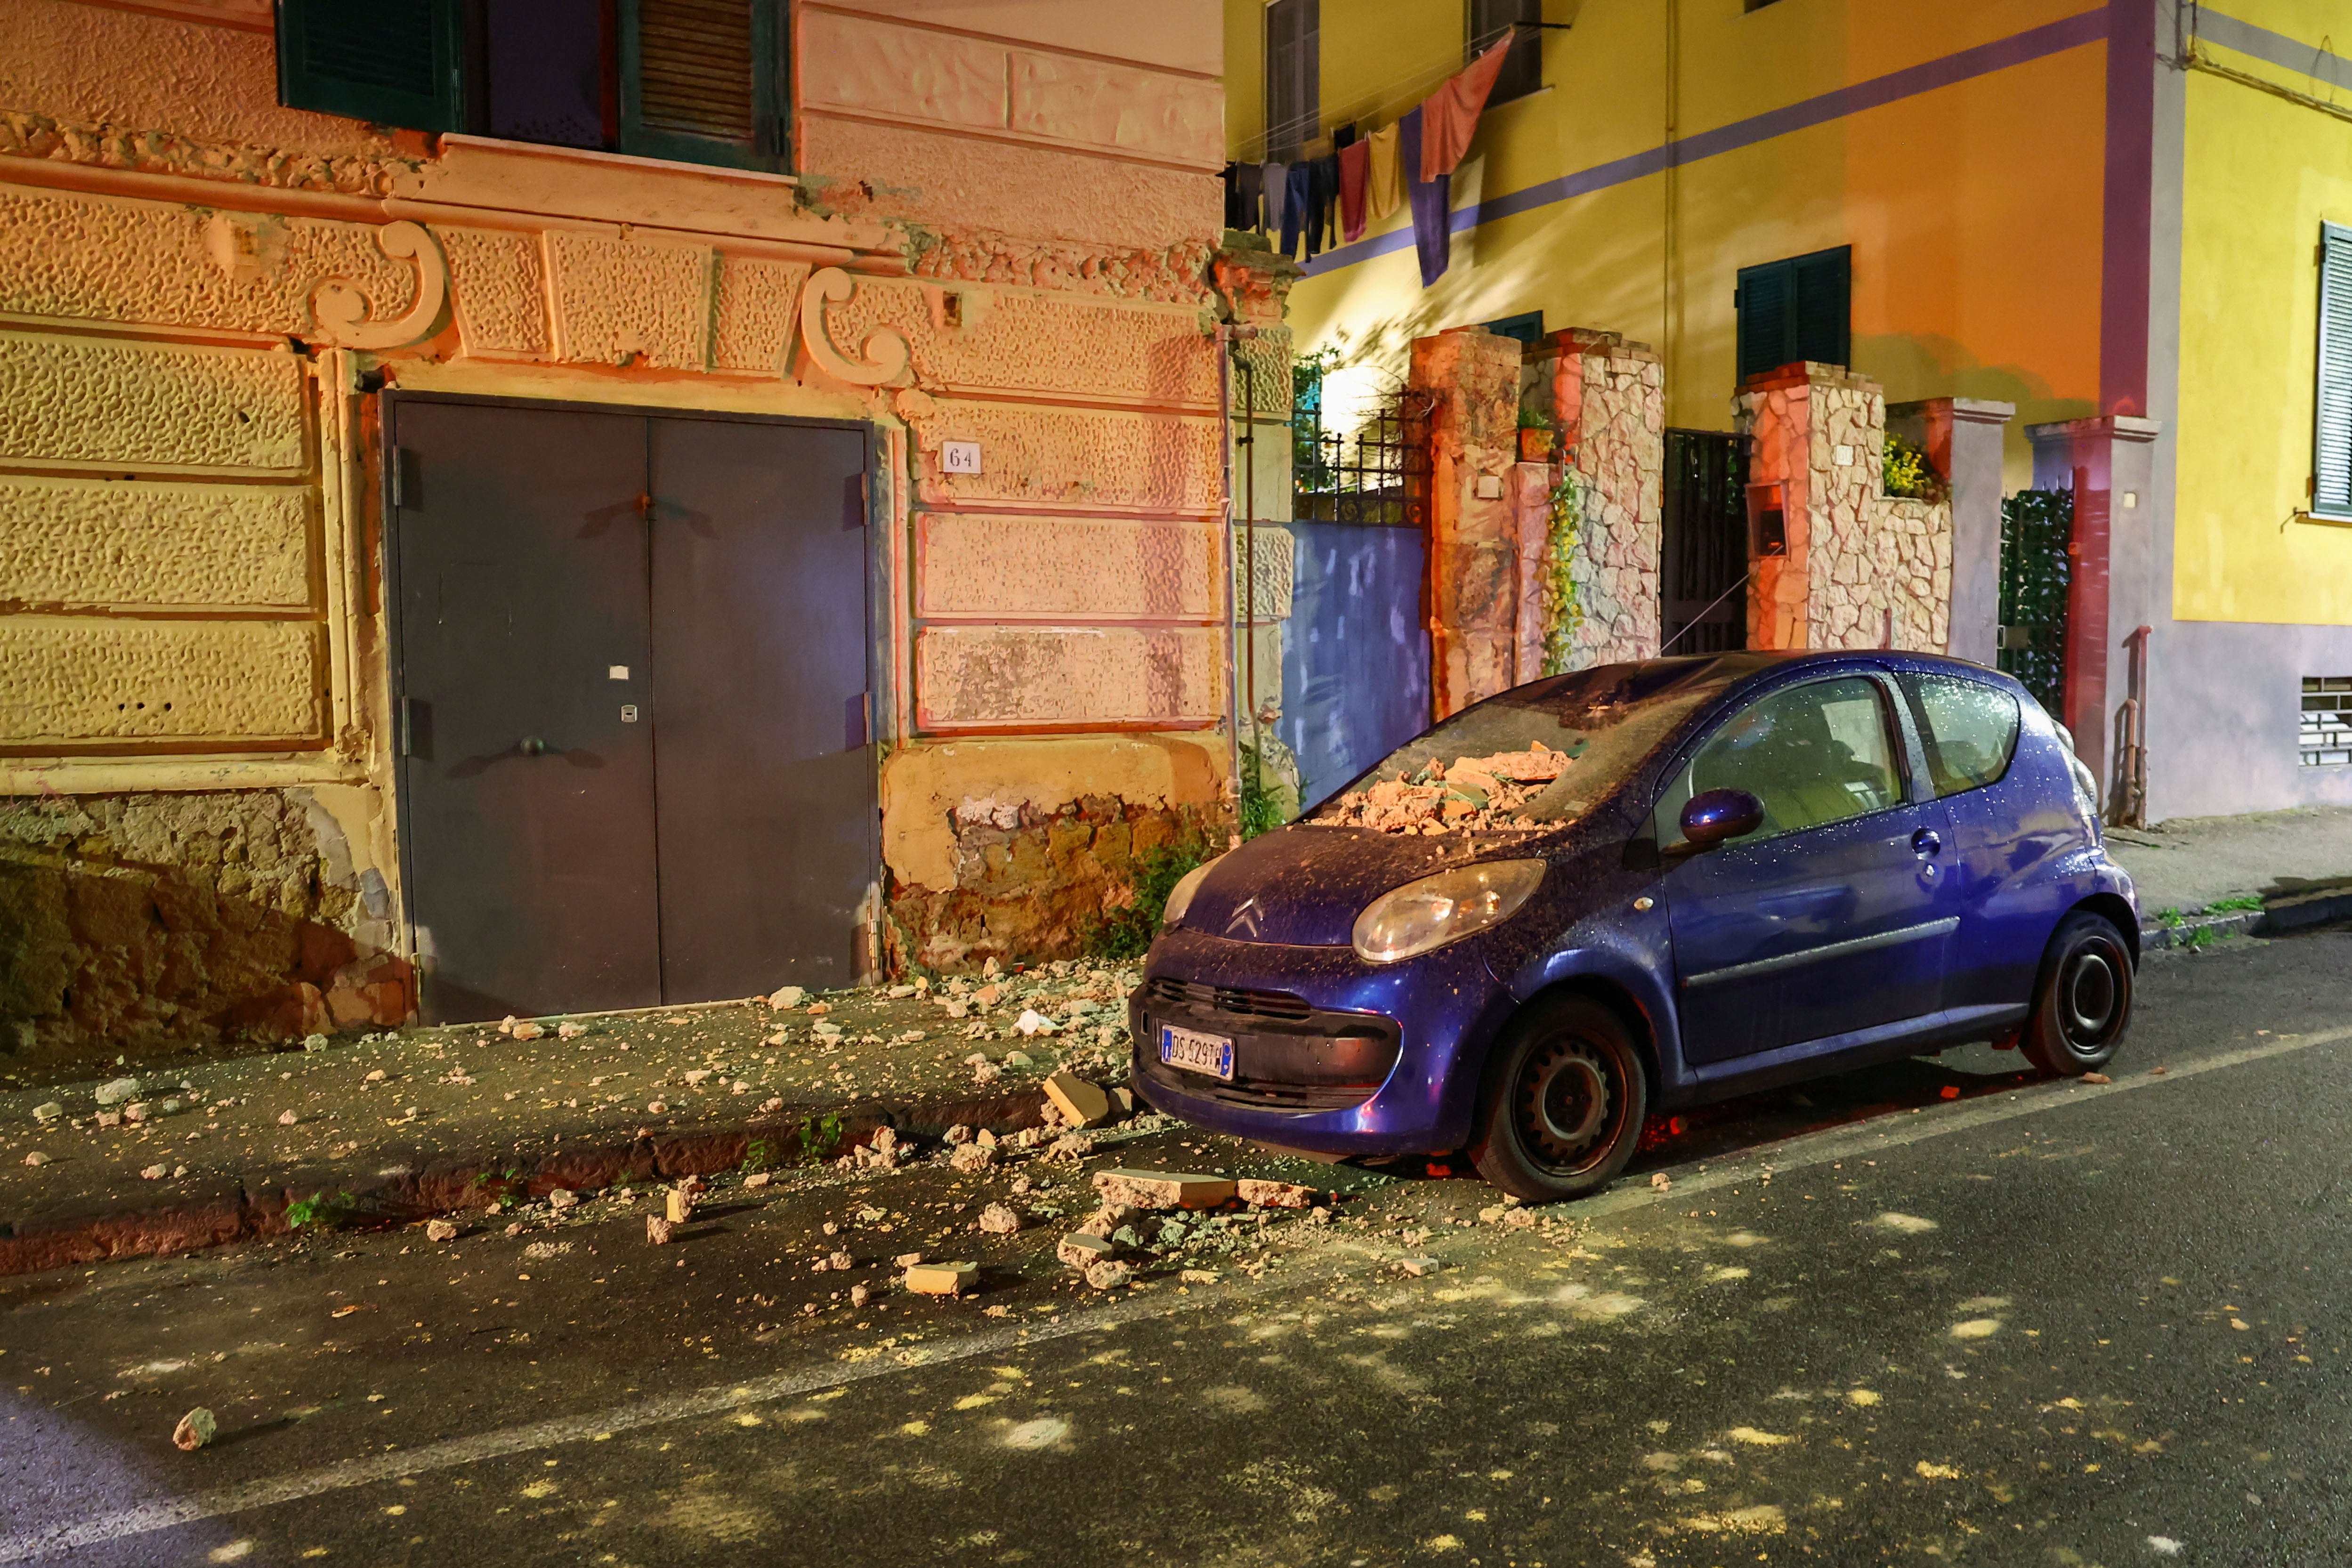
xmin=1210 ymin=234 xmax=1299 ymax=327
xmin=799 ymin=266 xmax=911 ymax=385
xmin=308 ymin=220 xmax=447 ymax=351
xmin=908 ymin=228 xmax=1214 ymax=307
xmin=0 ymin=107 xmax=408 ymax=197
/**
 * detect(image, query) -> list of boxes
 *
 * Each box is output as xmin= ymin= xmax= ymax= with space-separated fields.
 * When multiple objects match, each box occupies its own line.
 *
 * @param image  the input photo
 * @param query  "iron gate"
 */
xmin=1997 ymin=488 xmax=2072 ymax=717
xmin=1661 ymin=429 xmax=1749 ymax=655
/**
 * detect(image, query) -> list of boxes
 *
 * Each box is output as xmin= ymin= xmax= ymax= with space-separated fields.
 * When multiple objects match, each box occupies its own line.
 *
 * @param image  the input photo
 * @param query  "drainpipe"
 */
xmin=1216 ymin=324 xmax=1259 ymax=848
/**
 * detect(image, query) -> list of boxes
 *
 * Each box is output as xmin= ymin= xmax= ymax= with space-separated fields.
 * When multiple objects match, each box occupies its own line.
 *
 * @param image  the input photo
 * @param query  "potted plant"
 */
xmin=1518 ymin=406 xmax=1555 ymax=463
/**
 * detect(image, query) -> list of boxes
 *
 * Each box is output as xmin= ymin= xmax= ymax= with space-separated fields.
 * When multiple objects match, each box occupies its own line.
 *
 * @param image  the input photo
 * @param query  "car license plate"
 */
xmin=1158 ymin=1023 xmax=1234 ymax=1081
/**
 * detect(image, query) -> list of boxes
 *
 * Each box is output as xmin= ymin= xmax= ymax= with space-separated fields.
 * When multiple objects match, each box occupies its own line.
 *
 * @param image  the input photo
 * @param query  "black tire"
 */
xmin=2021 ymin=911 xmax=2135 ymax=1075
xmin=1469 ymin=995 xmax=1649 ymax=1202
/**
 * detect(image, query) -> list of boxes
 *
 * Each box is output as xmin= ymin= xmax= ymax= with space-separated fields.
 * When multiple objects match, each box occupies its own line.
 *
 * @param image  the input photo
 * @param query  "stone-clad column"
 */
xmin=1890 ymin=397 xmax=2014 ymax=667
xmin=1528 ymin=329 xmax=1664 ymax=669
xmin=1410 ymin=326 xmax=1524 ymax=718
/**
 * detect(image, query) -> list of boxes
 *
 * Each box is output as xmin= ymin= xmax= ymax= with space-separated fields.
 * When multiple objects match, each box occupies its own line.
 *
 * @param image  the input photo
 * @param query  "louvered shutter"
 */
xmin=1793 ymin=245 xmax=1852 ymax=369
xmin=619 ymin=0 xmax=786 ymax=170
xmin=276 ymin=0 xmax=464 ymax=131
xmin=1471 ymin=0 xmax=1543 ymax=106
xmin=1265 ymin=0 xmax=1318 ymax=159
xmin=1737 ymin=261 xmax=1792 ymax=381
xmin=2317 ymin=224 xmax=2352 ymax=516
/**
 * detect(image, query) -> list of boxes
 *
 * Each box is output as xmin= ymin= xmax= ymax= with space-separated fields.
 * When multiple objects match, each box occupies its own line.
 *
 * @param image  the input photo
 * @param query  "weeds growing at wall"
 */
xmin=1083 ymin=842 xmax=1212 ymax=961
xmin=1540 ymin=471 xmax=1587 ymax=676
xmin=1883 ymin=432 xmax=1947 ymax=501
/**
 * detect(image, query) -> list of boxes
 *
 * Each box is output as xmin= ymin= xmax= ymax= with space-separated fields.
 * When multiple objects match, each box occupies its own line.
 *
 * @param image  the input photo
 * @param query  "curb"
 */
xmin=0 ymin=1085 xmax=1067 ymax=1279
xmin=2139 ymin=882 xmax=2352 ymax=953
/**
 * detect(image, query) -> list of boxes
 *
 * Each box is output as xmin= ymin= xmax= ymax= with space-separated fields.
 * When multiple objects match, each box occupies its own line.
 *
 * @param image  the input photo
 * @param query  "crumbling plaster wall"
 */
xmin=1 ymin=0 xmax=1235 ymax=1030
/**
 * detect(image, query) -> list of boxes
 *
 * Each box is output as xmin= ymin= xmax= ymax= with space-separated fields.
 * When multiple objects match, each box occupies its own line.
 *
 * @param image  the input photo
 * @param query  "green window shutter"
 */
xmin=1736 ymin=260 xmax=1792 ymax=381
xmin=1792 ymin=245 xmax=1851 ymax=368
xmin=276 ymin=0 xmax=464 ymax=132
xmin=618 ymin=0 xmax=788 ymax=171
xmin=2317 ymin=223 xmax=2352 ymax=517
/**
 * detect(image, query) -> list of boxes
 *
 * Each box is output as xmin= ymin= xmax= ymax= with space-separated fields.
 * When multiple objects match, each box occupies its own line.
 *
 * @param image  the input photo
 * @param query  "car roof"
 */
xmin=1637 ymin=647 xmax=2026 ymax=696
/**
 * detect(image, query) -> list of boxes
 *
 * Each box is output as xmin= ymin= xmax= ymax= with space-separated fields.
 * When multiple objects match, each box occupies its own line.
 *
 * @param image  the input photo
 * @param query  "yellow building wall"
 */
xmin=2172 ymin=5 xmax=2352 ymax=625
xmin=1232 ymin=0 xmax=2105 ymax=480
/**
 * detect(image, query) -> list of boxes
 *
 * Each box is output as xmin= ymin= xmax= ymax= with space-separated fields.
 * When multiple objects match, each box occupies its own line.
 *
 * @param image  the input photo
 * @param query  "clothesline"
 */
xmin=1231 ymin=47 xmax=1486 ymax=164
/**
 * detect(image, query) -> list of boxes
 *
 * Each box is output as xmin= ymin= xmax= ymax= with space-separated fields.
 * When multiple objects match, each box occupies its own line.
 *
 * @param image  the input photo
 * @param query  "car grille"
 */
xmin=1138 ymin=1069 xmax=1381 ymax=1113
xmin=1141 ymin=977 xmax=1314 ymax=1022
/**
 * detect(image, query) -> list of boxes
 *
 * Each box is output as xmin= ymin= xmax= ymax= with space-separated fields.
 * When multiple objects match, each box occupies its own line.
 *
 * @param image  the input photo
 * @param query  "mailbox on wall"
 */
xmin=1746 ymin=479 xmax=1788 ymax=558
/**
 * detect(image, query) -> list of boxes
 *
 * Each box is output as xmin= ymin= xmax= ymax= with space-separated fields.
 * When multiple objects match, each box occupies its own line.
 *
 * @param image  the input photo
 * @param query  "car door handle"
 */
xmin=1911 ymin=828 xmax=1942 ymax=857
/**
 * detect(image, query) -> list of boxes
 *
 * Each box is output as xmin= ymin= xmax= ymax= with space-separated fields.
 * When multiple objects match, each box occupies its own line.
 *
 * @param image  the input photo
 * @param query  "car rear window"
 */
xmin=1899 ymin=672 xmax=2022 ymax=797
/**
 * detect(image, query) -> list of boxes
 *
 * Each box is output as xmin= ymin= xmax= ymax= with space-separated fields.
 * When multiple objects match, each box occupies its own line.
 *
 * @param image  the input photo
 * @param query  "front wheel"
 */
xmin=1469 ymin=995 xmax=1648 ymax=1202
xmin=2021 ymin=912 xmax=2134 ymax=1075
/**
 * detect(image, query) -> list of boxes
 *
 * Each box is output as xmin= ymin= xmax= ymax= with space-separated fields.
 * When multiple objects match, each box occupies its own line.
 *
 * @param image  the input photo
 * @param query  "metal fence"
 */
xmin=1294 ymin=388 xmax=1432 ymax=528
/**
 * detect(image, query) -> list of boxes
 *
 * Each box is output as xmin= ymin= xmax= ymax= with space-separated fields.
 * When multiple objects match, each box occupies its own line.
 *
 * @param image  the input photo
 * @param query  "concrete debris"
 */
xmin=546 ymin=1188 xmax=578 ymax=1211
xmin=1399 ymin=1256 xmax=1441 ymax=1277
xmin=768 ymin=985 xmax=806 ymax=1009
xmin=522 ymin=1240 xmax=572 ymax=1261
xmin=1057 ymin=1232 xmax=1118 ymax=1268
xmin=1092 ymin=1169 xmax=1238 ymax=1210
xmin=1046 ymin=1132 xmax=1097 ymax=1163
xmin=172 ymin=1407 xmax=218 ymax=1451
xmin=847 ymin=1126 xmax=912 ymax=1171
xmin=140 ymin=1164 xmax=167 ymax=1180
xmin=277 ymin=1110 xmax=299 ymax=1126
xmin=2082 ymin=1071 xmax=2113 ymax=1085
xmin=949 ymin=1142 xmax=996 ymax=1173
xmin=95 ymin=1111 xmax=120 ymax=1128
xmin=365 ymin=1069 xmax=387 ymax=1083
xmin=943 ymin=1124 xmax=973 ymax=1145
xmin=1076 ymin=1203 xmax=1140 ymax=1239
xmin=32 ymin=1102 xmax=62 ymax=1123
xmin=646 ymin=1101 xmax=667 ymax=1115
xmin=122 ymin=1103 xmax=148 ymax=1123
xmin=93 ymin=1077 xmax=140 ymax=1106
xmin=1236 ymin=1179 xmax=1316 ymax=1209
xmin=1005 ymin=1051 xmax=1036 ymax=1069
xmin=976 ymin=1127 xmax=998 ymax=1149
xmin=1314 ymin=745 xmax=1574 ymax=834
xmin=302 ymin=1033 xmax=330 ymax=1051
xmin=758 ymin=1097 xmax=784 ymax=1112
xmin=556 ymin=1022 xmax=587 ymax=1040
xmin=983 ymin=957 xmax=1001 ymax=979
xmin=1180 ymin=1268 xmax=1219 ymax=1284
xmin=499 ymin=1016 xmax=518 ymax=1034
xmin=905 ymin=1261 xmax=978 ymax=1295
xmin=849 ymin=1283 xmax=871 ymax=1307
xmin=1083 ymin=1261 xmax=1133 ymax=1290
xmin=829 ymin=1250 xmax=854 ymax=1270
xmin=512 ymin=1022 xmax=544 ymax=1042
xmin=646 ymin=1215 xmax=675 ymax=1245
xmin=1043 ymin=1071 xmax=1111 ymax=1129
xmin=856 ymin=1206 xmax=887 ymax=1223
xmin=683 ymin=1069 xmax=713 ymax=1085
xmin=1111 ymin=1086 xmax=1136 ymax=1117
xmin=1649 ymin=1172 xmax=1672 ymax=1193
xmin=977 ymin=1202 xmax=1022 ymax=1234
xmin=971 ymin=1060 xmax=1002 ymax=1085
xmin=743 ymin=1172 xmax=771 ymax=1189
xmin=1012 ymin=1010 xmax=1056 ymax=1037
xmin=23 ymin=1151 xmax=49 ymax=1166
xmin=894 ymin=1251 xmax=925 ymax=1268
xmin=425 ymin=1219 xmax=459 ymax=1242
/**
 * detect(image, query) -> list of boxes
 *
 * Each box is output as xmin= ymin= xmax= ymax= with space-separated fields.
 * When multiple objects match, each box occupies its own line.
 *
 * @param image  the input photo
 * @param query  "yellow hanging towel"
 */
xmin=1365 ymin=121 xmax=1404 ymax=222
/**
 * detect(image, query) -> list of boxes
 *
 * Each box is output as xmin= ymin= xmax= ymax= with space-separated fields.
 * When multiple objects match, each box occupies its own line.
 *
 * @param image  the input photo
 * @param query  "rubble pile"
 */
xmin=1312 ymin=744 xmax=1576 ymax=834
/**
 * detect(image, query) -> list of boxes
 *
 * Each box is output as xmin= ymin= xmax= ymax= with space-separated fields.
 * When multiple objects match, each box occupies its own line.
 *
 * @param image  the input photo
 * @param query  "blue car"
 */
xmin=1129 ymin=651 xmax=2138 ymax=1201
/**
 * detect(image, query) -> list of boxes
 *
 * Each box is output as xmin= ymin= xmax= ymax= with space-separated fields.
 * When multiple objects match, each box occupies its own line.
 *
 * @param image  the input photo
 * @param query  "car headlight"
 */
xmin=1351 ymin=859 xmax=1546 ymax=964
xmin=1161 ymin=857 xmax=1219 ymax=930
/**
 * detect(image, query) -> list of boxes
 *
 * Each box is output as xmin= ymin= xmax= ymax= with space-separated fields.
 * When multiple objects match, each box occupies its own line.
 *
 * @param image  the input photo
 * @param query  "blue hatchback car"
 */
xmin=1129 ymin=651 xmax=2139 ymax=1201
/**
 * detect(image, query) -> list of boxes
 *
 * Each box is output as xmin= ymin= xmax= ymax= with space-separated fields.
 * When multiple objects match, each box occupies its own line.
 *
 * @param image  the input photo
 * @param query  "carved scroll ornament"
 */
xmin=309 ymin=220 xmax=450 ymax=350
xmin=797 ymin=266 xmax=910 ymax=386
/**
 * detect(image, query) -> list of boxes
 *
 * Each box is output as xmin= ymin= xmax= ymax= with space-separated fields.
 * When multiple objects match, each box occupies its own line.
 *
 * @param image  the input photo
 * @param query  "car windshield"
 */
xmin=1309 ymin=659 xmax=1738 ymax=834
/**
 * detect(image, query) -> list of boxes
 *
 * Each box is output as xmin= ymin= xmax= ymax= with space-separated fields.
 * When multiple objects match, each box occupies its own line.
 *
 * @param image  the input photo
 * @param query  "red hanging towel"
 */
xmin=1337 ymin=139 xmax=1370 ymax=242
xmin=1419 ymin=38 xmax=1513 ymax=182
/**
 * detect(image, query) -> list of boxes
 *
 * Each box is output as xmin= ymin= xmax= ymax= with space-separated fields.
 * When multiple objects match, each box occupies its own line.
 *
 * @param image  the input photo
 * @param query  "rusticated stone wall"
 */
xmin=1412 ymin=326 xmax=1525 ymax=718
xmin=1736 ymin=363 xmax=1952 ymax=653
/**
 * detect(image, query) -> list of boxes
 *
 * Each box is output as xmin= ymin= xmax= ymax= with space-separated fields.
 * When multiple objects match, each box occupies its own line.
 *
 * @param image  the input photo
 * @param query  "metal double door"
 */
xmin=388 ymin=398 xmax=876 ymax=1023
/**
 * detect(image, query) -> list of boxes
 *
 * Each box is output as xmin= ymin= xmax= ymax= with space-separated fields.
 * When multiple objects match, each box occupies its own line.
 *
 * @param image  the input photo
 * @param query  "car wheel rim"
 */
xmin=2059 ymin=939 xmax=2125 ymax=1050
xmin=1514 ymin=1037 xmax=1621 ymax=1175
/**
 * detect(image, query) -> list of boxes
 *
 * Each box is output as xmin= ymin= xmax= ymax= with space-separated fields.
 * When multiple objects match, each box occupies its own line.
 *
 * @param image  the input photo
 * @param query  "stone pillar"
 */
xmin=1736 ymin=362 xmax=1953 ymax=653
xmin=1527 ymin=329 xmax=1665 ymax=669
xmin=2026 ymin=415 xmax=2162 ymax=795
xmin=1889 ymin=397 xmax=2014 ymax=668
xmin=1409 ymin=326 xmax=1524 ymax=719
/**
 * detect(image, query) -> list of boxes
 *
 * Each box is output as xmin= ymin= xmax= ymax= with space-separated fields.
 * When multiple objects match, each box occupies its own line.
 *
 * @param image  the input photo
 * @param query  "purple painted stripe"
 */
xmin=1303 ymin=8 xmax=2110 ymax=277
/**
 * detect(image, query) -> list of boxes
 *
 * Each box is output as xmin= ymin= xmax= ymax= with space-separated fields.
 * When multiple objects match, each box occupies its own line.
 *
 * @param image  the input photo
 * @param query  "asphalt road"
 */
xmin=7 ymin=926 xmax=2352 ymax=1568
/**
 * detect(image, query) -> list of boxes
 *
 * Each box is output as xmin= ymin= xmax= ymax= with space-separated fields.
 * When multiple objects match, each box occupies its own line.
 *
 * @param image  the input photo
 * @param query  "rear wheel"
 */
xmin=1470 ymin=995 xmax=1648 ymax=1202
xmin=2021 ymin=912 xmax=2134 ymax=1075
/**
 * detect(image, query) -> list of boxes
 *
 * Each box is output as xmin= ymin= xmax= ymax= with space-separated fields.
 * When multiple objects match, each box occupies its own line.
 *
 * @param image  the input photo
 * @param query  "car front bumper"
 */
xmin=1128 ymin=926 xmax=1520 ymax=1156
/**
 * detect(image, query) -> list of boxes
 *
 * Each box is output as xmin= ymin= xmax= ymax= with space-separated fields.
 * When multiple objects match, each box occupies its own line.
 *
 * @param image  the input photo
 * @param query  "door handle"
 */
xmin=1911 ymin=827 xmax=1942 ymax=857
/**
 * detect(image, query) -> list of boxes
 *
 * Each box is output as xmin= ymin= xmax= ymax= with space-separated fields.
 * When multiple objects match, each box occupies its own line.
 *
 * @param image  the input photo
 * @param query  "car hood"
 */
xmin=1179 ymin=824 xmax=1540 ymax=947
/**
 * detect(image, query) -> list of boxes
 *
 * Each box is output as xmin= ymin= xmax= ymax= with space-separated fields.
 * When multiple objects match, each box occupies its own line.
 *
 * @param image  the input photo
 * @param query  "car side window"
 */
xmin=1654 ymin=676 xmax=1906 ymax=844
xmin=1899 ymin=673 xmax=2022 ymax=797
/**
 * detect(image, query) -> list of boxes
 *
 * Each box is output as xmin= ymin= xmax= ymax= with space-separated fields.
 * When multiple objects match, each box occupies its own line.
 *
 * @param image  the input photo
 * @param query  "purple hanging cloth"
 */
xmin=1402 ymin=109 xmax=1451 ymax=287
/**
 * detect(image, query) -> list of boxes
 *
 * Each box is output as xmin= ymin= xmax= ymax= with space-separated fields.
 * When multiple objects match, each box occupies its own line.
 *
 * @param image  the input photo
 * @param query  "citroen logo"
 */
xmin=1224 ymin=896 xmax=1265 ymax=940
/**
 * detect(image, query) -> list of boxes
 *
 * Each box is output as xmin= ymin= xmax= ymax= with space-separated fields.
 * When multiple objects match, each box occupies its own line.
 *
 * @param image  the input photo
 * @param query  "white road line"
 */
xmin=4 ymin=1024 xmax=2343 ymax=1562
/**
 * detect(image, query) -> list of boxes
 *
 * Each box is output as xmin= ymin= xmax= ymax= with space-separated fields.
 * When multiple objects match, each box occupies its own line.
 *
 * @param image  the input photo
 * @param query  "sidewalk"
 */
xmin=2106 ymin=804 xmax=2352 ymax=946
xmin=0 ymin=962 xmax=1141 ymax=1275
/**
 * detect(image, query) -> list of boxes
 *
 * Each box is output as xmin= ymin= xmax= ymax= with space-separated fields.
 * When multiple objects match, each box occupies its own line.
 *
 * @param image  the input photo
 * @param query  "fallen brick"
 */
xmin=905 ymin=1261 xmax=979 ymax=1295
xmin=1056 ymin=1232 xmax=1118 ymax=1269
xmin=1236 ymin=1179 xmax=1317 ymax=1209
xmin=1092 ymin=1169 xmax=1237 ymax=1210
xmin=1043 ymin=1071 xmax=1110 ymax=1128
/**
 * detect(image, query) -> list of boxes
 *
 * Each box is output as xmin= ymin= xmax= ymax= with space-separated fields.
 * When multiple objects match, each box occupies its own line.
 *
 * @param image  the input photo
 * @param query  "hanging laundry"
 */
xmin=1366 ymin=122 xmax=1404 ymax=222
xmin=1337 ymin=139 xmax=1369 ymax=242
xmin=1281 ymin=161 xmax=1311 ymax=259
xmin=1307 ymin=154 xmax=1339 ymax=258
xmin=1238 ymin=161 xmax=1265 ymax=234
xmin=1222 ymin=163 xmax=1244 ymax=230
xmin=1419 ymin=38 xmax=1513 ymax=182
xmin=1402 ymin=108 xmax=1451 ymax=288
xmin=1262 ymin=160 xmax=1288 ymax=241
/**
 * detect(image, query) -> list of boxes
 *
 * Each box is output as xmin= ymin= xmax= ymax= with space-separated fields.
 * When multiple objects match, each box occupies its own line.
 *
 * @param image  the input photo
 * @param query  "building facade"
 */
xmin=1227 ymin=0 xmax=2352 ymax=824
xmin=0 ymin=0 xmax=1242 ymax=1051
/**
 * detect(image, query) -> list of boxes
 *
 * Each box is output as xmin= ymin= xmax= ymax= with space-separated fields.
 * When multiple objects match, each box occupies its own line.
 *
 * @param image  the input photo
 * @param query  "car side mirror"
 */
xmin=1679 ymin=787 xmax=1764 ymax=849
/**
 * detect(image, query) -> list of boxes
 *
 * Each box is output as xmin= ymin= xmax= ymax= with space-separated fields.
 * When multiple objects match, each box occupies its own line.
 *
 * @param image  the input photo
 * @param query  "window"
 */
xmin=1469 ymin=0 xmax=1544 ymax=105
xmin=1899 ymin=673 xmax=2021 ymax=796
xmin=1653 ymin=676 xmax=1904 ymax=844
xmin=2315 ymin=224 xmax=2352 ymax=518
xmin=276 ymin=0 xmax=788 ymax=171
xmin=1265 ymin=0 xmax=1319 ymax=159
xmin=2301 ymin=677 xmax=2352 ymax=765
xmin=1735 ymin=245 xmax=1851 ymax=382
xmin=1481 ymin=310 xmax=1544 ymax=346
